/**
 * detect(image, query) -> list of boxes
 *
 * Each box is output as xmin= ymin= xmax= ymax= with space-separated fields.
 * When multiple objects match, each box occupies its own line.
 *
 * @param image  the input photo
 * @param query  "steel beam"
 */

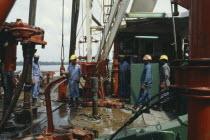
xmin=28 ymin=0 xmax=37 ymax=26
xmin=95 ymin=0 xmax=121 ymax=62
xmin=86 ymin=0 xmax=92 ymax=62
xmin=101 ymin=0 xmax=130 ymax=60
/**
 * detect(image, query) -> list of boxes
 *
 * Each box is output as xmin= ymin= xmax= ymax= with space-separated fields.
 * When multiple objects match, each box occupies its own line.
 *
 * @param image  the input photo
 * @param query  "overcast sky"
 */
xmin=6 ymin=0 xmax=188 ymax=62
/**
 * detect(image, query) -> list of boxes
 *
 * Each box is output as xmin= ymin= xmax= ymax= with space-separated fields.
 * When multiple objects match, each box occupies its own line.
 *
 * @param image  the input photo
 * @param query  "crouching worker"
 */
xmin=67 ymin=55 xmax=82 ymax=106
xmin=132 ymin=55 xmax=153 ymax=114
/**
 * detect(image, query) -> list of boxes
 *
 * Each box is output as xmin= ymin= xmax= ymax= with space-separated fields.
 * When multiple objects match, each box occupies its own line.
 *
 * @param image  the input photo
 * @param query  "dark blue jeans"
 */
xmin=136 ymin=86 xmax=151 ymax=105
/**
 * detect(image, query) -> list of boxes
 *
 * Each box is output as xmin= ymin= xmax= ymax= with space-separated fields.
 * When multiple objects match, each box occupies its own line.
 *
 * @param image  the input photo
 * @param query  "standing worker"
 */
xmin=32 ymin=55 xmax=43 ymax=106
xmin=68 ymin=55 xmax=82 ymax=105
xmin=158 ymin=55 xmax=170 ymax=111
xmin=132 ymin=55 xmax=153 ymax=113
xmin=119 ymin=55 xmax=130 ymax=98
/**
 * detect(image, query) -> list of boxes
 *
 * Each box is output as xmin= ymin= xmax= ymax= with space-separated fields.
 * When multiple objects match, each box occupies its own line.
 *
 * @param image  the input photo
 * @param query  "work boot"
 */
xmin=68 ymin=97 xmax=76 ymax=108
xmin=132 ymin=104 xmax=140 ymax=114
xmin=68 ymin=97 xmax=73 ymax=105
xmin=157 ymin=104 xmax=163 ymax=111
xmin=144 ymin=105 xmax=151 ymax=114
xmin=32 ymin=98 xmax=37 ymax=106
xmin=75 ymin=97 xmax=79 ymax=104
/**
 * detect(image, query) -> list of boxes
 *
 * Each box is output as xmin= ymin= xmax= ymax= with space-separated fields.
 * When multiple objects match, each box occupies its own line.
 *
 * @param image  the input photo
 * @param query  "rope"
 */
xmin=171 ymin=2 xmax=178 ymax=59
xmin=61 ymin=0 xmax=65 ymax=61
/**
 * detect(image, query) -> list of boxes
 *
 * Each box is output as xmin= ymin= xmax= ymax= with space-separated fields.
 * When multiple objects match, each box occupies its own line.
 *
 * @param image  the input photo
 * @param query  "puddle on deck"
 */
xmin=1 ymin=99 xmax=176 ymax=139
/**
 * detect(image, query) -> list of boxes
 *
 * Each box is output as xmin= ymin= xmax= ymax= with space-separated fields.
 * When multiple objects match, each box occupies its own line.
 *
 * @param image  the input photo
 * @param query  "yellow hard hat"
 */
xmin=70 ymin=55 xmax=77 ymax=60
xmin=143 ymin=54 xmax=152 ymax=61
xmin=160 ymin=55 xmax=168 ymax=60
xmin=119 ymin=55 xmax=125 ymax=58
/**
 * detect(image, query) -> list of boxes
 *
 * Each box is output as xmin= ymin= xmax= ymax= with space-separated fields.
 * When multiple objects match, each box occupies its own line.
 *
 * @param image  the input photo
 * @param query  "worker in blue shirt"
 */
xmin=68 ymin=55 xmax=82 ymax=105
xmin=132 ymin=54 xmax=153 ymax=113
xmin=119 ymin=55 xmax=130 ymax=97
xmin=32 ymin=55 xmax=43 ymax=106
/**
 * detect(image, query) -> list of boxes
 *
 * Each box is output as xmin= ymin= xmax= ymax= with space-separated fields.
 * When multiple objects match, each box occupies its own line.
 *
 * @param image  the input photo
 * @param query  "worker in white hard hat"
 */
xmin=119 ymin=55 xmax=130 ymax=97
xmin=68 ymin=55 xmax=82 ymax=106
xmin=157 ymin=55 xmax=170 ymax=111
xmin=132 ymin=54 xmax=153 ymax=113
xmin=32 ymin=55 xmax=43 ymax=106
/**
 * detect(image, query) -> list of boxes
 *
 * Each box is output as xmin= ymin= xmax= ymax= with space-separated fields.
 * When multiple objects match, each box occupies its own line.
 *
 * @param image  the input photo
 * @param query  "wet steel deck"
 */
xmin=0 ymin=90 xmax=176 ymax=139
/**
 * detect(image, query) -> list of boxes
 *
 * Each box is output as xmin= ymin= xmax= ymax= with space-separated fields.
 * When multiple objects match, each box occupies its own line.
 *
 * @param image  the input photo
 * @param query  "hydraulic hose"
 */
xmin=109 ymin=91 xmax=175 ymax=140
xmin=0 ymin=48 xmax=31 ymax=131
xmin=0 ymin=63 xmax=8 ymax=118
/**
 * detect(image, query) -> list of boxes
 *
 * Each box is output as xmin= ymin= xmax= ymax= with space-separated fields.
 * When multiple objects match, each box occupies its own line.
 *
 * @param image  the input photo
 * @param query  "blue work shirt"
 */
xmin=119 ymin=61 xmax=130 ymax=73
xmin=32 ymin=61 xmax=42 ymax=78
xmin=140 ymin=63 xmax=153 ymax=86
xmin=68 ymin=63 xmax=82 ymax=81
xmin=119 ymin=61 xmax=130 ymax=96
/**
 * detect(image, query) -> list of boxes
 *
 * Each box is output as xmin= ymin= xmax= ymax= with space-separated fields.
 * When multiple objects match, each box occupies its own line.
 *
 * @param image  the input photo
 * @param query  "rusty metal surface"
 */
xmin=81 ymin=99 xmax=124 ymax=109
xmin=44 ymin=76 xmax=66 ymax=133
xmin=77 ymin=61 xmax=108 ymax=100
xmin=0 ymin=0 xmax=16 ymax=28
xmin=172 ymin=0 xmax=190 ymax=9
xmin=173 ymin=0 xmax=210 ymax=139
xmin=58 ymin=62 xmax=68 ymax=102
xmin=111 ymin=59 xmax=119 ymax=97
xmin=1 ymin=19 xmax=47 ymax=45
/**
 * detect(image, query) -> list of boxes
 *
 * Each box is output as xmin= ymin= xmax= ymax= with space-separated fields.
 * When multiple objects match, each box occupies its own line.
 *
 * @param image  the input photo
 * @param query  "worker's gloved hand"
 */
xmin=40 ymin=77 xmax=44 ymax=83
xmin=31 ymin=79 xmax=35 ymax=85
xmin=60 ymin=70 xmax=65 ymax=74
xmin=141 ymin=84 xmax=146 ymax=90
xmin=160 ymin=82 xmax=166 ymax=88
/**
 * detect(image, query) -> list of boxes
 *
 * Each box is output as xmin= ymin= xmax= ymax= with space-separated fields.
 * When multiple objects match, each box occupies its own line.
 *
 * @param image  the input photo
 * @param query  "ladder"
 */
xmin=103 ymin=0 xmax=114 ymax=24
xmin=95 ymin=0 xmax=130 ymax=62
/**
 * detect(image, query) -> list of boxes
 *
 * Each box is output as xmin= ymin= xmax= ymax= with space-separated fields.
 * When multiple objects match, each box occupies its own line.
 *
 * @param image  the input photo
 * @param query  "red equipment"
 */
xmin=0 ymin=0 xmax=16 ymax=28
xmin=13 ymin=77 xmax=95 ymax=140
xmin=172 ymin=0 xmax=210 ymax=139
xmin=58 ymin=60 xmax=68 ymax=102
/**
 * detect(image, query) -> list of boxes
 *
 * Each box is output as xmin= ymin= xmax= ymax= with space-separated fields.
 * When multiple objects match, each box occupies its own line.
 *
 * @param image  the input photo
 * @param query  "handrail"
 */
xmin=44 ymin=76 xmax=67 ymax=133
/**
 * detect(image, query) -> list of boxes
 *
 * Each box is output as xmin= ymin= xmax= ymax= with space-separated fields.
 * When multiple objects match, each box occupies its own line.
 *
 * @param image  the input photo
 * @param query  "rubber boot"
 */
xmin=132 ymin=104 xmax=140 ymax=114
xmin=75 ymin=97 xmax=79 ymax=104
xmin=32 ymin=98 xmax=37 ymax=106
xmin=68 ymin=97 xmax=73 ymax=105
xmin=145 ymin=105 xmax=151 ymax=114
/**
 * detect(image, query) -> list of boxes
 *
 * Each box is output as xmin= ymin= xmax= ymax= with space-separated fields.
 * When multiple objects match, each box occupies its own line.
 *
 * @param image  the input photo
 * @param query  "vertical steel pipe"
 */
xmin=28 ymin=0 xmax=37 ymax=26
xmin=92 ymin=77 xmax=98 ymax=116
xmin=173 ymin=0 xmax=210 ymax=139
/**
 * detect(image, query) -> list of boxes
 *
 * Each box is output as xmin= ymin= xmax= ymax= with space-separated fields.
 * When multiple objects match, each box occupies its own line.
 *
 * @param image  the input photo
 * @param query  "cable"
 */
xmin=171 ymin=2 xmax=178 ymax=59
xmin=61 ymin=0 xmax=65 ymax=61
xmin=109 ymin=91 xmax=175 ymax=140
xmin=81 ymin=0 xmax=85 ymax=57
xmin=76 ymin=15 xmax=86 ymax=38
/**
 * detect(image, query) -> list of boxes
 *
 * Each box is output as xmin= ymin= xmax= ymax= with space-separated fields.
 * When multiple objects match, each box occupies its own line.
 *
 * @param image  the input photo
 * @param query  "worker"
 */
xmin=32 ymin=55 xmax=43 ymax=106
xmin=68 ymin=55 xmax=82 ymax=105
xmin=132 ymin=55 xmax=153 ymax=113
xmin=158 ymin=55 xmax=170 ymax=111
xmin=119 ymin=55 xmax=130 ymax=98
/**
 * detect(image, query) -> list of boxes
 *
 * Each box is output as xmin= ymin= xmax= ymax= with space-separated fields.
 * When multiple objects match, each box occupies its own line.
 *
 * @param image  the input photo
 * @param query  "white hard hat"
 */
xmin=34 ymin=55 xmax=40 ymax=58
xmin=143 ymin=54 xmax=152 ymax=61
